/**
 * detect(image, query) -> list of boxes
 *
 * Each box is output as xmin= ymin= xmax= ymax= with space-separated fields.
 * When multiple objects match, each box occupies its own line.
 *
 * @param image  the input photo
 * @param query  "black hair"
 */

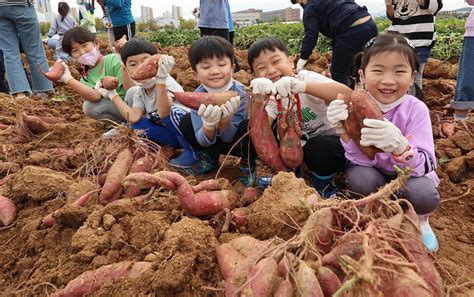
xmin=247 ymin=37 xmax=289 ymax=73
xmin=62 ymin=27 xmax=96 ymax=55
xmin=353 ymin=33 xmax=425 ymax=100
xmin=120 ymin=38 xmax=158 ymax=64
xmin=58 ymin=2 xmax=70 ymax=22
xmin=188 ymin=36 xmax=236 ymax=71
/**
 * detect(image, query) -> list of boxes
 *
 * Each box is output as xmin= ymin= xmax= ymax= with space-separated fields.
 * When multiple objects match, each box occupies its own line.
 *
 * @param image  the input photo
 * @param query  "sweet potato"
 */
xmin=99 ymin=147 xmax=133 ymax=204
xmin=295 ymin=261 xmax=324 ymax=297
xmin=191 ymin=180 xmax=220 ymax=192
xmin=277 ymin=253 xmax=297 ymax=278
xmin=171 ymin=90 xmax=238 ymax=110
xmin=0 ymin=195 xmax=16 ymax=225
xmin=279 ymin=110 xmax=303 ymax=168
xmin=317 ymin=266 xmax=341 ymax=297
xmin=23 ymin=114 xmax=56 ymax=133
xmin=321 ymin=233 xmax=364 ymax=269
xmin=41 ymin=59 xmax=65 ymax=81
xmin=342 ymin=90 xmax=383 ymax=159
xmin=401 ymin=206 xmax=443 ymax=296
xmin=248 ymin=257 xmax=278 ymax=296
xmin=217 ymin=243 xmax=245 ymax=280
xmin=300 ymin=208 xmax=335 ymax=253
xmin=230 ymin=235 xmax=270 ymax=257
xmin=241 ymin=187 xmax=259 ymax=205
xmin=225 ymin=253 xmax=260 ymax=297
xmin=51 ymin=261 xmax=152 ymax=297
xmin=130 ymin=54 xmax=160 ymax=80
xmin=231 ymin=207 xmax=249 ymax=228
xmin=122 ymin=172 xmax=176 ymax=190
xmin=390 ymin=267 xmax=432 ymax=297
xmin=101 ymin=76 xmax=119 ymax=90
xmin=274 ymin=279 xmax=294 ymax=297
xmin=249 ymin=98 xmax=287 ymax=172
xmin=124 ymin=155 xmax=154 ymax=198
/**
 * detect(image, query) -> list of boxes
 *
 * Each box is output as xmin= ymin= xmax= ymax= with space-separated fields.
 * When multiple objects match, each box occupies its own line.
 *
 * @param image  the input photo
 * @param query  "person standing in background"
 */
xmin=198 ymin=0 xmax=229 ymax=40
xmin=386 ymin=0 xmax=443 ymax=94
xmin=77 ymin=0 xmax=97 ymax=36
xmin=0 ymin=50 xmax=8 ymax=93
xmin=103 ymin=0 xmax=135 ymax=41
xmin=0 ymin=0 xmax=54 ymax=99
xmin=47 ymin=2 xmax=75 ymax=61
xmin=97 ymin=0 xmax=116 ymax=51
xmin=225 ymin=0 xmax=235 ymax=45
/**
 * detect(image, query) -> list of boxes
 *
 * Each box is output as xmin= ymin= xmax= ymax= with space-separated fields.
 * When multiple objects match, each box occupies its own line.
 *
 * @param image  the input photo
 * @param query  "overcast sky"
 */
xmin=49 ymin=0 xmax=469 ymax=20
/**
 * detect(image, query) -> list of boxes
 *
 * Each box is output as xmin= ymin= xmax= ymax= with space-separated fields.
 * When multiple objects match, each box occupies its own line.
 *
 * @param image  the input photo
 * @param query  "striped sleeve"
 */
xmin=0 ymin=0 xmax=34 ymax=6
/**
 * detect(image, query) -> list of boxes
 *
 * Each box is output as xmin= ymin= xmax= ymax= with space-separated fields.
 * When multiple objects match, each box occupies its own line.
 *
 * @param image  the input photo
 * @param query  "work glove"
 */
xmin=296 ymin=58 xmax=307 ymax=72
xmin=327 ymin=99 xmax=348 ymax=134
xmin=95 ymin=80 xmax=119 ymax=101
xmin=221 ymin=96 xmax=240 ymax=121
xmin=102 ymin=16 xmax=112 ymax=28
xmin=250 ymin=78 xmax=273 ymax=95
xmin=360 ymin=118 xmax=409 ymax=155
xmin=271 ymin=76 xmax=306 ymax=98
xmin=198 ymin=104 xmax=222 ymax=130
xmin=57 ymin=61 xmax=73 ymax=84
xmin=156 ymin=55 xmax=175 ymax=84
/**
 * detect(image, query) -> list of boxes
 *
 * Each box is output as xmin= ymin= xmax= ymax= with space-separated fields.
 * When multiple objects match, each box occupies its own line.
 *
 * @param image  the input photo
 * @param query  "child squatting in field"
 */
xmin=94 ymin=38 xmax=196 ymax=165
xmin=175 ymin=36 xmax=256 ymax=183
xmin=247 ymin=37 xmax=352 ymax=198
xmin=327 ymin=33 xmax=440 ymax=252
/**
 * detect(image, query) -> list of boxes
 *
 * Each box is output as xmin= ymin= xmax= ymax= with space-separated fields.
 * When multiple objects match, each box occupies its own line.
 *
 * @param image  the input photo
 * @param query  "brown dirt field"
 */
xmin=0 ymin=45 xmax=472 ymax=296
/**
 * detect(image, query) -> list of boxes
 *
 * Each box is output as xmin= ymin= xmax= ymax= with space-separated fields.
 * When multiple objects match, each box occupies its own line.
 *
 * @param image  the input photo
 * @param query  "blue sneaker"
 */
xmin=257 ymin=176 xmax=273 ymax=189
xmin=170 ymin=149 xmax=198 ymax=168
xmin=419 ymin=216 xmax=439 ymax=252
xmin=311 ymin=172 xmax=340 ymax=199
xmin=182 ymin=150 xmax=219 ymax=176
xmin=239 ymin=158 xmax=257 ymax=186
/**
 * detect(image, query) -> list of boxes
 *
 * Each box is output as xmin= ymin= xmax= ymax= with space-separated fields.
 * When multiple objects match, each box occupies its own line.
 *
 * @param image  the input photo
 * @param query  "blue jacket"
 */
xmin=191 ymin=80 xmax=248 ymax=147
xmin=104 ymin=0 xmax=134 ymax=27
xmin=226 ymin=0 xmax=234 ymax=32
xmin=300 ymin=0 xmax=370 ymax=60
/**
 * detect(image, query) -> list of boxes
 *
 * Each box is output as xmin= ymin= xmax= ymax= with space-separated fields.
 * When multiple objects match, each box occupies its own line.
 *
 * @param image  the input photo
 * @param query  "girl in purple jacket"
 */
xmin=327 ymin=33 xmax=440 ymax=252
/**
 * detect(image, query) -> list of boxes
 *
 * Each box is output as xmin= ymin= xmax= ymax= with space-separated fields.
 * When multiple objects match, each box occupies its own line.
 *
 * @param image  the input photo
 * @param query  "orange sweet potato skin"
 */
xmin=279 ymin=111 xmax=303 ymax=168
xmin=0 ymin=195 xmax=16 ymax=226
xmin=101 ymin=76 xmax=119 ymax=90
xmin=130 ymin=54 xmax=160 ymax=80
xmin=99 ymin=148 xmax=133 ymax=204
xmin=172 ymin=91 xmax=238 ymax=110
xmin=342 ymin=89 xmax=384 ymax=159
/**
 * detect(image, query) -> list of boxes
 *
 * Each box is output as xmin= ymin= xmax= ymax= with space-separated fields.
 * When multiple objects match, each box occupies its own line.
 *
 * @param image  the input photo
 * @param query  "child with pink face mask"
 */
xmin=57 ymin=26 xmax=133 ymax=122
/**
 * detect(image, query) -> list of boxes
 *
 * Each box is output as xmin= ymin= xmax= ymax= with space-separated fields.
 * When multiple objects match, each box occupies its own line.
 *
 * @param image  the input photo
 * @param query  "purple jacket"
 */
xmin=342 ymin=95 xmax=439 ymax=187
xmin=466 ymin=0 xmax=474 ymax=37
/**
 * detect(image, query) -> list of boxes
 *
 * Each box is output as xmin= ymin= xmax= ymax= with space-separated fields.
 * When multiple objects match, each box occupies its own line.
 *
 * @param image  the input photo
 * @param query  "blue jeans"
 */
xmin=0 ymin=5 xmax=53 ymax=95
xmin=451 ymin=37 xmax=474 ymax=110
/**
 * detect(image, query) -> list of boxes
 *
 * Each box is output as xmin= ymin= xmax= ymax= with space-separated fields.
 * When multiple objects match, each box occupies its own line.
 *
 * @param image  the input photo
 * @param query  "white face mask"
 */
xmin=375 ymin=94 xmax=409 ymax=113
xmin=76 ymin=47 xmax=101 ymax=66
xmin=131 ymin=77 xmax=157 ymax=89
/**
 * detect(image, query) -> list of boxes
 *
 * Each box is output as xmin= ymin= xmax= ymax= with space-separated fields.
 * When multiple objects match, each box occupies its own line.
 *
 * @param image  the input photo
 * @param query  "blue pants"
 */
xmin=451 ymin=37 xmax=474 ymax=110
xmin=0 ymin=49 xmax=7 ymax=93
xmin=0 ymin=5 xmax=53 ymax=95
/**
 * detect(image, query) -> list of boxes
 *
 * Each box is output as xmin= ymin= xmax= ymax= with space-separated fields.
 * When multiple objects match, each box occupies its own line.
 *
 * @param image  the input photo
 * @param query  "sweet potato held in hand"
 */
xmin=41 ymin=60 xmax=65 ymax=82
xmin=130 ymin=54 xmax=160 ymax=80
xmin=101 ymin=76 xmax=119 ymax=90
xmin=171 ymin=90 xmax=238 ymax=110
xmin=342 ymin=89 xmax=384 ymax=159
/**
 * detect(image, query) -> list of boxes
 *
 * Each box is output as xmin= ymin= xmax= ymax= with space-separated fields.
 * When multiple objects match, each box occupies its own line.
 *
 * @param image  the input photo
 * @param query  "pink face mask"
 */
xmin=76 ymin=47 xmax=102 ymax=66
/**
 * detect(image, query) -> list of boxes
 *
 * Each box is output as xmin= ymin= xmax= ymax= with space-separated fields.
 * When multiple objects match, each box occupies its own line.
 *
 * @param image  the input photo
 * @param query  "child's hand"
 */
xmin=271 ymin=76 xmax=306 ymax=98
xmin=250 ymin=78 xmax=273 ymax=95
xmin=156 ymin=55 xmax=175 ymax=83
xmin=57 ymin=61 xmax=73 ymax=84
xmin=360 ymin=118 xmax=409 ymax=155
xmin=198 ymin=104 xmax=221 ymax=130
xmin=95 ymin=80 xmax=119 ymax=101
xmin=220 ymin=96 xmax=240 ymax=121
xmin=327 ymin=98 xmax=348 ymax=133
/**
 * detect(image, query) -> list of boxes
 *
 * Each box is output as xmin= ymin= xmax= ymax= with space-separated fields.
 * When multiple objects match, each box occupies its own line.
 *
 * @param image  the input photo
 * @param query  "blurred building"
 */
xmin=162 ymin=11 xmax=171 ymax=18
xmin=140 ymin=5 xmax=154 ymax=22
xmin=232 ymin=8 xmax=263 ymax=25
xmin=172 ymin=5 xmax=183 ymax=20
xmin=262 ymin=7 xmax=300 ymax=22
xmin=156 ymin=17 xmax=179 ymax=28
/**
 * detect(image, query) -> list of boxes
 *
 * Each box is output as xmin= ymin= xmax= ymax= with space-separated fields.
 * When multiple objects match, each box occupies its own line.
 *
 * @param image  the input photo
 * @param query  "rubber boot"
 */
xmin=311 ymin=172 xmax=340 ymax=199
xmin=418 ymin=214 xmax=439 ymax=252
xmin=170 ymin=135 xmax=198 ymax=168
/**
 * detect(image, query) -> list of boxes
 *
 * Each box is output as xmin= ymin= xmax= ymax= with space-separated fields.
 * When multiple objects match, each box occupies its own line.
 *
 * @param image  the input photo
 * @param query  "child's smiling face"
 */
xmin=69 ymin=41 xmax=97 ymax=60
xmin=251 ymin=48 xmax=294 ymax=82
xmin=194 ymin=56 xmax=235 ymax=89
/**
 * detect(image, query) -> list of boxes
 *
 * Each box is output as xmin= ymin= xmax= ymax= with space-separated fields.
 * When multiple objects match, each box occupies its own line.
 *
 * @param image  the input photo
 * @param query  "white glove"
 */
xmin=57 ymin=61 xmax=73 ymax=84
xmin=156 ymin=55 xmax=175 ymax=83
xmin=296 ymin=59 xmax=307 ymax=73
xmin=250 ymin=78 xmax=273 ymax=95
xmin=327 ymin=99 xmax=348 ymax=134
xmin=102 ymin=16 xmax=112 ymax=28
xmin=221 ymin=96 xmax=240 ymax=120
xmin=271 ymin=76 xmax=306 ymax=98
xmin=95 ymin=80 xmax=119 ymax=100
xmin=198 ymin=104 xmax=222 ymax=130
xmin=360 ymin=118 xmax=409 ymax=155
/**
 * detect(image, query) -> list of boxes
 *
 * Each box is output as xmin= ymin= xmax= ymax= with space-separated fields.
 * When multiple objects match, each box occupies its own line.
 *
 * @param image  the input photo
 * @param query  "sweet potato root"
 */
xmin=23 ymin=114 xmax=57 ymax=134
xmin=99 ymin=147 xmax=133 ymax=204
xmin=300 ymin=208 xmax=335 ymax=253
xmin=124 ymin=155 xmax=154 ymax=198
xmin=0 ymin=195 xmax=16 ymax=225
xmin=130 ymin=54 xmax=160 ymax=80
xmin=229 ymin=235 xmax=270 ymax=257
xmin=317 ymin=266 xmax=341 ymax=297
xmin=295 ymin=261 xmax=324 ymax=297
xmin=321 ymin=233 xmax=364 ymax=270
xmin=279 ymin=110 xmax=303 ymax=168
xmin=248 ymin=257 xmax=278 ymax=296
xmin=101 ymin=76 xmax=119 ymax=90
xmin=51 ymin=261 xmax=152 ymax=297
xmin=40 ymin=59 xmax=65 ymax=81
xmin=249 ymin=98 xmax=287 ymax=172
xmin=274 ymin=279 xmax=294 ymax=297
xmin=171 ymin=90 xmax=238 ymax=110
xmin=231 ymin=207 xmax=249 ymax=228
xmin=342 ymin=89 xmax=383 ymax=159
xmin=216 ymin=243 xmax=245 ymax=279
